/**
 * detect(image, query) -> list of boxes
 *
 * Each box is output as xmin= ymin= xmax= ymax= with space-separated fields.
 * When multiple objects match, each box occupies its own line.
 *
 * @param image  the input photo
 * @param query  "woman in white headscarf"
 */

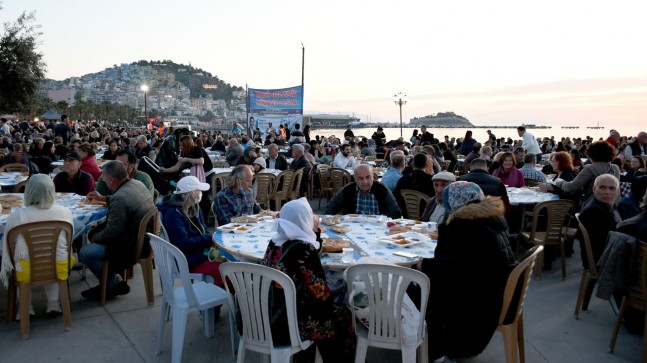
xmin=261 ymin=198 xmax=355 ymax=363
xmin=1 ymin=174 xmax=74 ymax=316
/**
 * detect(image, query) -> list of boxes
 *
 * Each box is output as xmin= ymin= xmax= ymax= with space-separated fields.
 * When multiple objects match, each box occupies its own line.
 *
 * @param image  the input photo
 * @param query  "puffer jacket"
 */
xmin=422 ymin=196 xmax=516 ymax=359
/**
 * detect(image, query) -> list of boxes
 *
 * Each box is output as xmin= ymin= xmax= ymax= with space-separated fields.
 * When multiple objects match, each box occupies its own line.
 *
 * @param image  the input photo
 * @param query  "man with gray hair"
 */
xmin=134 ymin=135 xmax=155 ymax=160
xmin=266 ymin=143 xmax=288 ymax=170
xmin=212 ymin=165 xmax=260 ymax=226
xmin=225 ymin=138 xmax=244 ymax=166
xmin=623 ymin=131 xmax=647 ymax=159
xmin=80 ymin=160 xmax=157 ymax=301
xmin=289 ymin=143 xmax=312 ymax=194
xmin=578 ymin=174 xmax=621 ymax=269
xmin=381 ymin=152 xmax=406 ymax=191
xmin=326 ymin=164 xmax=401 ymax=218
xmin=519 ymin=153 xmax=547 ymax=182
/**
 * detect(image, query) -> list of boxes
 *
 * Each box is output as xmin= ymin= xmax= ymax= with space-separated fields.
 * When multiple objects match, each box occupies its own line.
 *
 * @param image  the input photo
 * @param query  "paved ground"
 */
xmin=0 ymin=199 xmax=642 ymax=362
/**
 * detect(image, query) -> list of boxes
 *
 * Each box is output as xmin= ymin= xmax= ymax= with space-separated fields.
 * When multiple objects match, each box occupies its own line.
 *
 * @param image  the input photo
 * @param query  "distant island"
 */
xmin=411 ymin=112 xmax=474 ymax=127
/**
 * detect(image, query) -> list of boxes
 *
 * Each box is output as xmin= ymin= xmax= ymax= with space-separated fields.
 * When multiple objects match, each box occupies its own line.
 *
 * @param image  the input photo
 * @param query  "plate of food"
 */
xmin=328 ymin=225 xmax=351 ymax=234
xmin=260 ymin=210 xmax=279 ymax=218
xmin=217 ymin=222 xmax=260 ymax=233
xmin=344 ymin=214 xmax=382 ymax=222
xmin=321 ymin=215 xmax=342 ymax=226
xmin=321 ymin=237 xmax=350 ymax=253
xmin=378 ymin=232 xmax=432 ymax=247
xmin=78 ymin=198 xmax=107 ymax=206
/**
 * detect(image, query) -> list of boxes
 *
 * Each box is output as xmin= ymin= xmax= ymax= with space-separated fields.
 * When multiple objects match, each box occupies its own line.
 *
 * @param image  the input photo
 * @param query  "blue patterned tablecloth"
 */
xmin=507 ymin=187 xmax=559 ymax=205
xmin=0 ymin=172 xmax=29 ymax=188
xmin=0 ymin=193 xmax=108 ymax=241
xmin=213 ymin=217 xmax=437 ymax=269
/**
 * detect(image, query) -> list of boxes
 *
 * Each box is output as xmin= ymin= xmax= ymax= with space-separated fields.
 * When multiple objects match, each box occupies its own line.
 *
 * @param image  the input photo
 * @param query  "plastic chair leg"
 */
xmin=609 ymin=297 xmax=627 ymax=353
xmin=237 ymin=339 xmax=246 ymax=363
xmin=59 ymin=281 xmax=72 ymax=332
xmin=202 ymin=307 xmax=215 ymax=338
xmin=270 ymin=348 xmax=293 ymax=363
xmin=142 ymin=258 xmax=155 ymax=306
xmin=156 ymin=302 xmax=169 ymax=354
xmin=100 ymin=262 xmax=109 ymax=306
xmin=19 ymin=284 xmax=31 ymax=339
xmin=171 ymin=308 xmax=189 ymax=363
xmin=581 ymin=277 xmax=597 ymax=311
xmin=401 ymin=345 xmax=417 ymax=363
xmin=500 ymin=323 xmax=519 ymax=363
xmin=354 ymin=335 xmax=369 ymax=363
xmin=418 ymin=332 xmax=429 ymax=363
xmin=574 ymin=271 xmax=587 ymax=318
xmin=228 ymin=304 xmax=239 ymax=360
xmin=559 ymin=242 xmax=567 ymax=280
xmin=518 ymin=314 xmax=525 ymax=363
xmin=7 ymin=278 xmax=16 ymax=323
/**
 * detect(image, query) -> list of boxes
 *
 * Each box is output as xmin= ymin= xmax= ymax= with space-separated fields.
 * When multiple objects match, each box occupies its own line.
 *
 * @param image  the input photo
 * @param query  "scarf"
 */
xmin=271 ymin=197 xmax=319 ymax=250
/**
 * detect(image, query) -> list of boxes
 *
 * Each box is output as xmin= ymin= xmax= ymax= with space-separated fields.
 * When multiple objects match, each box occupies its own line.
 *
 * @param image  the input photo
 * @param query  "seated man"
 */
xmin=380 ymin=152 xmax=406 ymax=191
xmin=265 ymin=143 xmax=288 ymax=170
xmin=53 ymin=151 xmax=95 ymax=195
xmin=459 ymin=158 xmax=510 ymax=208
xmin=92 ymin=150 xmax=155 ymax=200
xmin=579 ymin=174 xmax=621 ymax=269
xmin=212 ymin=165 xmax=260 ymax=226
xmin=79 ymin=161 xmax=157 ymax=300
xmin=289 ymin=143 xmax=312 ymax=194
xmin=333 ymin=143 xmax=359 ymax=169
xmin=519 ymin=153 xmax=547 ymax=183
xmin=225 ymin=139 xmax=244 ymax=166
xmin=325 ymin=164 xmax=401 ymax=219
xmin=421 ymin=171 xmax=456 ymax=223
xmin=394 ymin=153 xmax=435 ymax=217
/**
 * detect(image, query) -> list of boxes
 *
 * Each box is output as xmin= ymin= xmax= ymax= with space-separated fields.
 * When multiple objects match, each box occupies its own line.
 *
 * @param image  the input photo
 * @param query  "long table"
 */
xmin=0 ymin=192 xmax=108 ymax=241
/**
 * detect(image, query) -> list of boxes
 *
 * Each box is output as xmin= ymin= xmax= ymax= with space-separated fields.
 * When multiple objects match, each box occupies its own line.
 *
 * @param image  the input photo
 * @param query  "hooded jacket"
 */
xmin=422 ymin=197 xmax=516 ymax=359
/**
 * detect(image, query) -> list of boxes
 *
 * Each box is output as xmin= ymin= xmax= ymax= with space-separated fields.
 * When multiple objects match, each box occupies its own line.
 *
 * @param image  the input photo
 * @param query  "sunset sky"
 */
xmin=2 ymin=0 xmax=646 ymax=127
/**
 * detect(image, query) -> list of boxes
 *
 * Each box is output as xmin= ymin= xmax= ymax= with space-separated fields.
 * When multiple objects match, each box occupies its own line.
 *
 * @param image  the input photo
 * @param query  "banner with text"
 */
xmin=247 ymin=85 xmax=303 ymax=137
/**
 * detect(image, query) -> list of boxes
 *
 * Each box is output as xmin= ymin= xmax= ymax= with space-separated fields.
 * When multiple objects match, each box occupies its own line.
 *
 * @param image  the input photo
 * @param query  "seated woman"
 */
xmin=157 ymin=176 xmax=224 ymax=287
xmin=101 ymin=140 xmax=120 ymax=161
xmin=261 ymin=198 xmax=355 ymax=362
xmin=539 ymin=151 xmax=579 ymax=203
xmin=492 ymin=151 xmax=524 ymax=187
xmin=0 ymin=174 xmax=74 ymax=316
xmin=420 ymin=181 xmax=516 ymax=361
xmin=77 ymin=142 xmax=102 ymax=181
xmin=621 ymin=156 xmax=647 ymax=183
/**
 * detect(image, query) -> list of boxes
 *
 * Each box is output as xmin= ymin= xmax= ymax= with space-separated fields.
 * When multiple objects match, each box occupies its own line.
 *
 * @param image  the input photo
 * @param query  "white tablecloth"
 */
xmin=507 ymin=187 xmax=559 ymax=205
xmin=0 ymin=172 xmax=28 ymax=188
xmin=213 ymin=217 xmax=436 ymax=268
xmin=0 ymin=193 xmax=108 ymax=241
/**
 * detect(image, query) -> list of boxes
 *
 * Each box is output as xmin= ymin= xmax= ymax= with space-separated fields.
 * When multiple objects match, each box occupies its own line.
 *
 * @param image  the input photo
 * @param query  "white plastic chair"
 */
xmin=219 ymin=262 xmax=322 ymax=363
xmin=147 ymin=233 xmax=231 ymax=363
xmin=345 ymin=264 xmax=430 ymax=363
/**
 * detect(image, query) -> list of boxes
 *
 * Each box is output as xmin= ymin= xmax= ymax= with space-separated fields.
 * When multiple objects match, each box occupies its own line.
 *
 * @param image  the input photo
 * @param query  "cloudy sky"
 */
xmin=2 ymin=0 xmax=646 ymax=126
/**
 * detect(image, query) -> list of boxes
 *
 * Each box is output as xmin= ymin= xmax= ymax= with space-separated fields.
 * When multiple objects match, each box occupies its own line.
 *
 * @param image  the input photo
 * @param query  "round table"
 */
xmin=0 ymin=192 xmax=108 ymax=241
xmin=213 ymin=216 xmax=437 ymax=269
xmin=0 ymin=172 xmax=29 ymax=189
xmin=507 ymin=187 xmax=559 ymax=205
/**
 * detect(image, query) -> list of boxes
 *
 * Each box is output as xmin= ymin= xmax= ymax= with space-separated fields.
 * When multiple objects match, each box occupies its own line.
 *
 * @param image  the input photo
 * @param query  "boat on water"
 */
xmin=562 ymin=126 xmax=579 ymax=129
xmin=587 ymin=122 xmax=604 ymax=129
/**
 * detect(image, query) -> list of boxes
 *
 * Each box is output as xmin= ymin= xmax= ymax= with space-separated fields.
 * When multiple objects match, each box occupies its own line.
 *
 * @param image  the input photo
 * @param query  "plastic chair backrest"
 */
xmin=317 ymin=165 xmax=332 ymax=189
xmin=219 ymin=262 xmax=309 ymax=350
xmin=345 ymin=264 xmax=430 ymax=346
xmin=498 ymin=245 xmax=543 ymax=326
xmin=289 ymin=168 xmax=304 ymax=197
xmin=213 ymin=161 xmax=230 ymax=168
xmin=135 ymin=208 xmax=159 ymax=260
xmin=7 ymin=221 xmax=73 ymax=284
xmin=147 ymin=233 xmax=200 ymax=308
xmin=254 ymin=173 xmax=275 ymax=207
xmin=575 ymin=213 xmax=598 ymax=277
xmin=13 ymin=180 xmax=27 ymax=193
xmin=273 ymin=169 xmax=294 ymax=200
xmin=0 ymin=163 xmax=29 ymax=173
xmin=528 ymin=200 xmax=574 ymax=244
xmin=211 ymin=172 xmax=231 ymax=199
xmin=400 ymin=189 xmax=430 ymax=220
xmin=331 ymin=168 xmax=351 ymax=195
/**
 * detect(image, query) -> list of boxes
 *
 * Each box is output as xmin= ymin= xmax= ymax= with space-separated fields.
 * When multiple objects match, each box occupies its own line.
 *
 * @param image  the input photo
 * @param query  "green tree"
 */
xmin=0 ymin=7 xmax=46 ymax=114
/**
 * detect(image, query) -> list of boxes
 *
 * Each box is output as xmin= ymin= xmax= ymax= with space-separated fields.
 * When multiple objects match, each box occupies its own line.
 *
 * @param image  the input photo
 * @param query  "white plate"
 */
xmin=217 ymin=222 xmax=260 ymax=233
xmin=344 ymin=214 xmax=383 ymax=223
xmin=378 ymin=232 xmax=432 ymax=247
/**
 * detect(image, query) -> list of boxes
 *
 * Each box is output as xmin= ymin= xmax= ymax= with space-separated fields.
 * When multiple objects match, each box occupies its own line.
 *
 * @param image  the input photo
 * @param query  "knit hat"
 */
xmin=442 ymin=181 xmax=484 ymax=213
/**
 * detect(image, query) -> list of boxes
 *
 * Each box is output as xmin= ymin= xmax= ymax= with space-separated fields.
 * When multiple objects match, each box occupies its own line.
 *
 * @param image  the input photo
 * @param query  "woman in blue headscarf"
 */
xmin=421 ymin=181 xmax=516 ymax=361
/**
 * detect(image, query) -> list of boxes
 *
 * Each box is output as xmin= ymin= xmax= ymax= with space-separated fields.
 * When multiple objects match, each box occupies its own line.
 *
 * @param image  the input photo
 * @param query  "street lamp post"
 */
xmin=393 ymin=92 xmax=407 ymax=138
xmin=141 ymin=84 xmax=149 ymax=125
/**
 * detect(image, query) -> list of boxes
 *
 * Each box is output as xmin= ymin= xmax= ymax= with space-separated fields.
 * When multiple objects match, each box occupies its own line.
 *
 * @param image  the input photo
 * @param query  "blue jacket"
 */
xmin=157 ymin=202 xmax=212 ymax=268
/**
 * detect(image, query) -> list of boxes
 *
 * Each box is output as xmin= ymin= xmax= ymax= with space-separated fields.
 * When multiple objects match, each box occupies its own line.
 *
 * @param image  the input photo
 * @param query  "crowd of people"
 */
xmin=0 ymin=113 xmax=646 ymax=362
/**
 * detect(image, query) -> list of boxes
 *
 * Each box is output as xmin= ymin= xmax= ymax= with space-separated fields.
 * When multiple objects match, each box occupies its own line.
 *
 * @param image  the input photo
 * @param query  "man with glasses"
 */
xmin=212 ymin=165 xmax=260 ymax=226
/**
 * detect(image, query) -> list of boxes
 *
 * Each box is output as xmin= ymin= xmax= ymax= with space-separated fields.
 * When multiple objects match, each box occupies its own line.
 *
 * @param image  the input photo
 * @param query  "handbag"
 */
xmin=189 ymin=163 xmax=206 ymax=183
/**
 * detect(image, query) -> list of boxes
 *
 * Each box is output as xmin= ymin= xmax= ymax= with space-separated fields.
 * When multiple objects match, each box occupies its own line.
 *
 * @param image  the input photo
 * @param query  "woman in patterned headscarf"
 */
xmin=420 ymin=181 xmax=516 ymax=361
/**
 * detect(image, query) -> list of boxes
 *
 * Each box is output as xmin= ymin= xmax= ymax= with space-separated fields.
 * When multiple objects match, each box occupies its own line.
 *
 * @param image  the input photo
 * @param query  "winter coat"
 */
xmin=421 ymin=196 xmax=516 ymax=359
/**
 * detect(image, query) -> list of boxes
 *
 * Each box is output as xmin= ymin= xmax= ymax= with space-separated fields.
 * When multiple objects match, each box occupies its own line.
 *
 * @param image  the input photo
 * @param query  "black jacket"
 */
xmin=421 ymin=197 xmax=515 ymax=359
xmin=266 ymin=154 xmax=288 ymax=171
xmin=289 ymin=155 xmax=312 ymax=193
xmin=459 ymin=169 xmax=510 ymax=208
xmin=393 ymin=169 xmax=435 ymax=218
xmin=579 ymin=198 xmax=619 ymax=269
xmin=325 ymin=181 xmax=401 ymax=219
